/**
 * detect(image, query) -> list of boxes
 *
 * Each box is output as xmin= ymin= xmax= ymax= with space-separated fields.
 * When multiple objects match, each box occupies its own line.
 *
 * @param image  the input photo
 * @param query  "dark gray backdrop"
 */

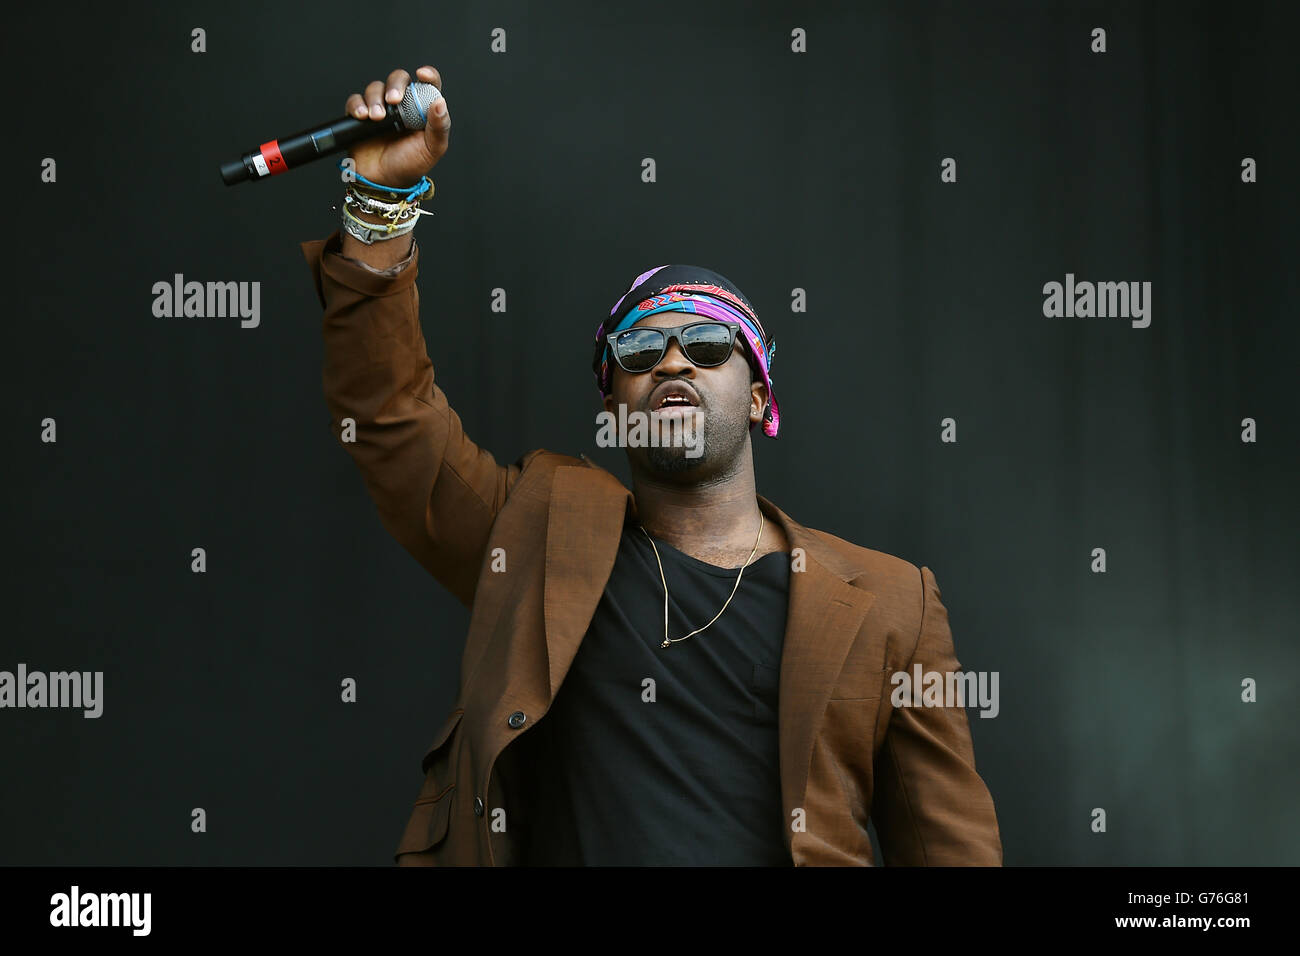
xmin=3 ymin=0 xmax=1297 ymax=865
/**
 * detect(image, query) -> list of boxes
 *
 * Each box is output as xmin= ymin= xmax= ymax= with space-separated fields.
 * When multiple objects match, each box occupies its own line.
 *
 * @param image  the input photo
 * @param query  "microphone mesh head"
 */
xmin=399 ymin=82 xmax=442 ymax=131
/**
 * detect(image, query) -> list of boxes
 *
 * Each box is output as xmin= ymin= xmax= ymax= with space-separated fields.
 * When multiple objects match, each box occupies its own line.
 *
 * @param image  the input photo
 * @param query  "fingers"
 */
xmin=414 ymin=65 xmax=442 ymax=90
xmin=345 ymin=67 xmax=444 ymax=118
xmin=364 ymin=79 xmax=386 ymax=119
xmin=384 ymin=68 xmax=412 ymax=109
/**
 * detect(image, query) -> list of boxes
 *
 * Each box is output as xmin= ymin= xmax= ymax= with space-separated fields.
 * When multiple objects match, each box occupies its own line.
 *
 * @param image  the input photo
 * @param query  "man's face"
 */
xmin=602 ymin=313 xmax=769 ymax=478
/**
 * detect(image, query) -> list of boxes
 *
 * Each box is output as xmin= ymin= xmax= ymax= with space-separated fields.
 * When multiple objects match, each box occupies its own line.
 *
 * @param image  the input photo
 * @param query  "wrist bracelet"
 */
xmin=341 ymin=204 xmax=419 ymax=244
xmin=335 ymin=167 xmax=433 ymax=243
xmin=343 ymin=186 xmax=432 ymax=222
xmin=336 ymin=162 xmax=433 ymax=199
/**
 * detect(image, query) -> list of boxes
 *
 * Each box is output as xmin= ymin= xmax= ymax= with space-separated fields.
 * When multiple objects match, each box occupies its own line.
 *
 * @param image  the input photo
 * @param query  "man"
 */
xmin=302 ymin=65 xmax=1002 ymax=866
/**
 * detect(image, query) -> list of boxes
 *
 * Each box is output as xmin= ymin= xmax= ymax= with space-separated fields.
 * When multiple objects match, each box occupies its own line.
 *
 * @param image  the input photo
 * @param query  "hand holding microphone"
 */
xmin=220 ymin=65 xmax=452 ymax=187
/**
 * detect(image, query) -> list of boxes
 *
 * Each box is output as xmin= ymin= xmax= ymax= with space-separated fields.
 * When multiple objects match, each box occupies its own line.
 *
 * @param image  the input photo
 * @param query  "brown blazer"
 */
xmin=302 ymin=231 xmax=1003 ymax=866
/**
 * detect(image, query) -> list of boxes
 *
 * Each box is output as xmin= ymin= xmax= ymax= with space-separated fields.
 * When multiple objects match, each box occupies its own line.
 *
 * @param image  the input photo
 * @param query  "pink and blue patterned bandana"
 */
xmin=593 ymin=264 xmax=780 ymax=437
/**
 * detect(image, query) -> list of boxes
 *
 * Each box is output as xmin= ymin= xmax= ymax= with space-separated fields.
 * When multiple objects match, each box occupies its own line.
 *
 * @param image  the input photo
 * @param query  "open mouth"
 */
xmin=651 ymin=384 xmax=701 ymax=411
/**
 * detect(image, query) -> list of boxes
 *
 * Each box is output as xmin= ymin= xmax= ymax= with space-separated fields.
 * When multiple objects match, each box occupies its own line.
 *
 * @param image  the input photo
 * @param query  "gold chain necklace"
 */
xmin=639 ymin=512 xmax=765 ymax=649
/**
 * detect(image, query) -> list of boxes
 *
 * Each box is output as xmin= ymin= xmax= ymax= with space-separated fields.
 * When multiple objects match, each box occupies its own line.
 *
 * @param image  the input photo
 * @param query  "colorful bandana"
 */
xmin=593 ymin=264 xmax=780 ymax=437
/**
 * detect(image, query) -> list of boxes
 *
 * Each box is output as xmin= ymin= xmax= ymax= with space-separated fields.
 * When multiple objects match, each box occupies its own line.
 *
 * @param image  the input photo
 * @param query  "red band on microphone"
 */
xmin=258 ymin=140 xmax=288 ymax=175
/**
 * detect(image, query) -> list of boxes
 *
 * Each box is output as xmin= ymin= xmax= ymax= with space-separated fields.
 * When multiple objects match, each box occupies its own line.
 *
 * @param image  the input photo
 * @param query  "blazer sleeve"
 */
xmin=871 ymin=565 xmax=1004 ymax=865
xmin=302 ymin=230 xmax=539 ymax=609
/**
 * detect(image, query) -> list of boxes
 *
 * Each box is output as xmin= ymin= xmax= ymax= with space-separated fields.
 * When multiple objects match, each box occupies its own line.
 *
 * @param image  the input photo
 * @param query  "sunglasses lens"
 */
xmin=614 ymin=327 xmax=666 ymax=371
xmin=681 ymin=324 xmax=734 ymax=366
xmin=612 ymin=323 xmax=736 ymax=372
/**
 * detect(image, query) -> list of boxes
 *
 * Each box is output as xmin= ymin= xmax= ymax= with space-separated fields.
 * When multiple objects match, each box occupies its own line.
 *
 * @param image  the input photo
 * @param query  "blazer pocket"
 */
xmin=395 ymin=707 xmax=465 ymax=861
xmin=397 ymin=783 xmax=455 ymax=857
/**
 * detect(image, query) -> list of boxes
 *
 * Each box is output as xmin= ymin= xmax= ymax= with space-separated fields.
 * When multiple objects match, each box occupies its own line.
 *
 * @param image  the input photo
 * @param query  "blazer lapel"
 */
xmin=542 ymin=461 xmax=634 ymax=700
xmin=758 ymin=496 xmax=876 ymax=844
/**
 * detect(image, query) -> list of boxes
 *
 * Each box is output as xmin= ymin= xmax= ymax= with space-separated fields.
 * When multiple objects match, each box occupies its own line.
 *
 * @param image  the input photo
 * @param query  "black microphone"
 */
xmin=219 ymin=81 xmax=442 ymax=185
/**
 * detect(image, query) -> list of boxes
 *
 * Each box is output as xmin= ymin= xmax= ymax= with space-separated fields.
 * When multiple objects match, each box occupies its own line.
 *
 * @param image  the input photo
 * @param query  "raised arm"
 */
xmin=302 ymin=65 xmax=535 ymax=608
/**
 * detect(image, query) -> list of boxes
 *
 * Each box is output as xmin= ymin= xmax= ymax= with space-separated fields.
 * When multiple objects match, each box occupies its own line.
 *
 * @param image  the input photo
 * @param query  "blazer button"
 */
xmin=508 ymin=710 xmax=527 ymax=729
xmin=473 ymin=796 xmax=484 ymax=817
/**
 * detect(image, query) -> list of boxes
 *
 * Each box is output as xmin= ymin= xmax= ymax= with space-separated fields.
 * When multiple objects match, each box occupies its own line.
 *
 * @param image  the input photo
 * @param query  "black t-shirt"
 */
xmin=518 ymin=516 xmax=792 ymax=865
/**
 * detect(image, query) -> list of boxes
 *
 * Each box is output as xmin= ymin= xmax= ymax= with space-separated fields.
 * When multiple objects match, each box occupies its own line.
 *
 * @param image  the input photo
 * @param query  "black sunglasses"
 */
xmin=609 ymin=321 xmax=744 ymax=374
